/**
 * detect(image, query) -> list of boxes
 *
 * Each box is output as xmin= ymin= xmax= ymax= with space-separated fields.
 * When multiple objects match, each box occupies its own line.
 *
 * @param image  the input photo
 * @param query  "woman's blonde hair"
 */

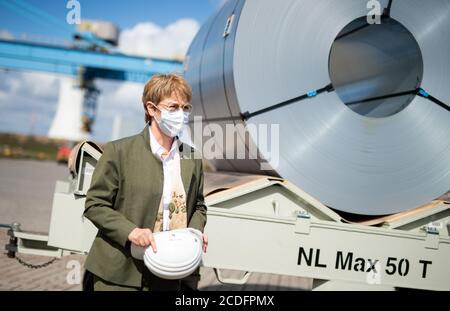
xmin=142 ymin=73 xmax=192 ymax=123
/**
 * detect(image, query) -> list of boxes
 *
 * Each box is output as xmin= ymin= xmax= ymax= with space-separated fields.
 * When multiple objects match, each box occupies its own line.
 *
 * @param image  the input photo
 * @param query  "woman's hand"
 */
xmin=202 ymin=233 xmax=208 ymax=253
xmin=128 ymin=228 xmax=157 ymax=252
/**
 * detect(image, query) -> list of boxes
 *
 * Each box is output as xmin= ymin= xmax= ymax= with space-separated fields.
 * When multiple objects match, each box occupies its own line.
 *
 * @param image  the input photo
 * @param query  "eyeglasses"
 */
xmin=155 ymin=103 xmax=193 ymax=113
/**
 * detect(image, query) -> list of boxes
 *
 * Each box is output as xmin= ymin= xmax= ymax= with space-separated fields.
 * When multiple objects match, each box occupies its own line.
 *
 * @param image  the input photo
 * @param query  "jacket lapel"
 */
xmin=179 ymin=141 xmax=195 ymax=198
xmin=140 ymin=124 xmax=164 ymax=227
xmin=142 ymin=124 xmax=196 ymax=221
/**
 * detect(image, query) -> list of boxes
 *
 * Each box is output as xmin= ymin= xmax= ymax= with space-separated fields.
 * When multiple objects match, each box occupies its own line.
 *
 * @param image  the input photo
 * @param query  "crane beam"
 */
xmin=0 ymin=39 xmax=183 ymax=83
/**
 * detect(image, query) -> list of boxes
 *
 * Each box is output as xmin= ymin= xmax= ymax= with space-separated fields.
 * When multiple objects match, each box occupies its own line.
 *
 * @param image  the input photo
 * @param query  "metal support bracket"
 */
xmin=213 ymin=268 xmax=251 ymax=285
xmin=294 ymin=210 xmax=311 ymax=234
xmin=1 ymin=223 xmax=21 ymax=258
xmin=424 ymin=222 xmax=442 ymax=250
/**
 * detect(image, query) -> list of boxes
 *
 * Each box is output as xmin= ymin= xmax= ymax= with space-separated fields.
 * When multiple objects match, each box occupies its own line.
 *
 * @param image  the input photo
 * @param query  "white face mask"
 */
xmin=152 ymin=104 xmax=189 ymax=138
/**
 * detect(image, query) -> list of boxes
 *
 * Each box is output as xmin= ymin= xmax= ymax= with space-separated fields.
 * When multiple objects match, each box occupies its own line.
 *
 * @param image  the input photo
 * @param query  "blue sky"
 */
xmin=0 ymin=0 xmax=223 ymax=142
xmin=0 ymin=0 xmax=219 ymax=40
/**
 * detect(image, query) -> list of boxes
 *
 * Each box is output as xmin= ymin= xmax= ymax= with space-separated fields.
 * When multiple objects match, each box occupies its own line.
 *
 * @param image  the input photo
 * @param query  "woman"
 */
xmin=83 ymin=73 xmax=208 ymax=291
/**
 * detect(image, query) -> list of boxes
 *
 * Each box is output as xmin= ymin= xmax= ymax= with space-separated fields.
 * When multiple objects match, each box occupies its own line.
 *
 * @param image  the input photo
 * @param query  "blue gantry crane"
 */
xmin=0 ymin=0 xmax=183 ymax=136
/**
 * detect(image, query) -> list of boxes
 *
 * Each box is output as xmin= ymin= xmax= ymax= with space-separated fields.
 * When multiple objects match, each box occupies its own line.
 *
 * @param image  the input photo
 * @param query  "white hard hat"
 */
xmin=130 ymin=228 xmax=203 ymax=280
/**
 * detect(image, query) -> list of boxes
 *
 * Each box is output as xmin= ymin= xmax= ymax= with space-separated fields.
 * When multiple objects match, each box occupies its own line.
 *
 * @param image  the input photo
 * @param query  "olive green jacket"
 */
xmin=83 ymin=124 xmax=207 ymax=287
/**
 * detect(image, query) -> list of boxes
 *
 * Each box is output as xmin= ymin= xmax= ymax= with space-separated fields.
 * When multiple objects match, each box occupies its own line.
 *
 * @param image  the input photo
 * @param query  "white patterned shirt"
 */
xmin=149 ymin=127 xmax=183 ymax=231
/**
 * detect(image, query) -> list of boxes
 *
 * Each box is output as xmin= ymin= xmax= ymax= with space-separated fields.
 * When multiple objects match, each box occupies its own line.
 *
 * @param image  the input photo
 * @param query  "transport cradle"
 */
xmin=2 ymin=145 xmax=449 ymax=290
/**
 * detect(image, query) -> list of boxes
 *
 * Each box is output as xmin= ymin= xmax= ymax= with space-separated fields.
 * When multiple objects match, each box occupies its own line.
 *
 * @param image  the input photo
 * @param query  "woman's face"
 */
xmin=147 ymin=92 xmax=189 ymax=122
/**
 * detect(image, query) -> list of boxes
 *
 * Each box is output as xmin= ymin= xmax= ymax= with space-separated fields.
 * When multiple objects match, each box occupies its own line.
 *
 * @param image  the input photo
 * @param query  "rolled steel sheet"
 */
xmin=184 ymin=0 xmax=450 ymax=215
